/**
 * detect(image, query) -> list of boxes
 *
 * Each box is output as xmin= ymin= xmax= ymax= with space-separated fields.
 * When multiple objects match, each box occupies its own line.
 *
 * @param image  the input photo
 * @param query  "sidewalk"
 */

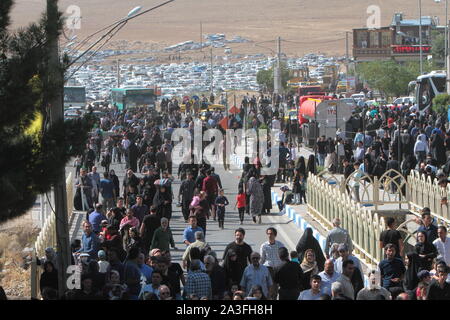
xmin=230 ymin=146 xmax=371 ymax=286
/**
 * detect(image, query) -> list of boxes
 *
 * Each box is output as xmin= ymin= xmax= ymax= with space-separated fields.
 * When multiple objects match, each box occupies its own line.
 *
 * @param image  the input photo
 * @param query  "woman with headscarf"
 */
xmin=296 ymin=227 xmax=326 ymax=271
xmin=40 ymin=261 xmax=58 ymax=295
xmin=108 ymin=169 xmax=120 ymax=202
xmin=403 ymin=252 xmax=421 ymax=293
xmin=414 ymin=133 xmax=428 ymax=164
xmin=260 ymin=175 xmax=272 ymax=214
xmin=300 ymin=249 xmax=319 ymax=290
xmin=124 ymin=226 xmax=144 ymax=254
xmin=372 ymin=152 xmax=387 ymax=179
xmin=101 ymin=225 xmax=126 ymax=260
xmin=307 ymin=155 xmax=316 ymax=176
xmin=430 ymin=129 xmax=446 ymax=167
xmin=401 ymin=154 xmax=417 ymax=177
xmin=296 ymin=156 xmax=306 ymax=176
xmin=415 ymin=231 xmax=437 ymax=271
xmin=247 ymin=176 xmax=264 ymax=224
xmin=222 ymin=250 xmax=242 ymax=290
xmin=106 ymin=208 xmax=122 ymax=230
xmin=153 ymin=185 xmax=172 ymax=221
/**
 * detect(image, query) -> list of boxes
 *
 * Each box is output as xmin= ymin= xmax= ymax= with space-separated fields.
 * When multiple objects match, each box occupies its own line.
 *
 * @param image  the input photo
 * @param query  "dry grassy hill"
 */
xmin=9 ymin=0 xmax=447 ymax=56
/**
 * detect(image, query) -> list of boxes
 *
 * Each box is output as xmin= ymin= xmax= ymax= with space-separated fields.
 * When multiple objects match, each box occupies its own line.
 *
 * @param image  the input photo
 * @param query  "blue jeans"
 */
xmin=318 ymin=153 xmax=326 ymax=167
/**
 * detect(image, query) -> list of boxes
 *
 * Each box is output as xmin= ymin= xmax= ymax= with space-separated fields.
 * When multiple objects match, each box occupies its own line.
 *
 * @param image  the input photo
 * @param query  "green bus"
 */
xmin=110 ymin=87 xmax=157 ymax=110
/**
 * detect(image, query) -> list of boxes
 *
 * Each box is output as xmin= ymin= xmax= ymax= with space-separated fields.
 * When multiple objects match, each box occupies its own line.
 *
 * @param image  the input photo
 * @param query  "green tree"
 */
xmin=0 ymin=0 xmax=94 ymax=222
xmin=432 ymin=94 xmax=450 ymax=115
xmin=256 ymin=69 xmax=273 ymax=92
xmin=431 ymin=30 xmax=445 ymax=67
xmin=256 ymin=62 xmax=291 ymax=92
xmin=356 ymin=60 xmax=433 ymax=99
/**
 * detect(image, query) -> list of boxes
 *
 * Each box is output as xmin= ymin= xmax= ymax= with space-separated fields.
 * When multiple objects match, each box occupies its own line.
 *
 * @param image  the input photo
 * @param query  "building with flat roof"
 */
xmin=353 ymin=13 xmax=444 ymax=62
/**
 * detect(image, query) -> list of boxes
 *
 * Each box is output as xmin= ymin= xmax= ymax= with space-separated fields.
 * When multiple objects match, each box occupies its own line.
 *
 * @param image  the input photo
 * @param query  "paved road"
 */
xmin=169 ymin=163 xmax=304 ymax=264
xmin=66 ymin=156 xmax=305 ymax=267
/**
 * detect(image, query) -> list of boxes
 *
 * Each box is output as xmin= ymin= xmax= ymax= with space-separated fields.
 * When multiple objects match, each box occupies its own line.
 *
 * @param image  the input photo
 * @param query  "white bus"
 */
xmin=415 ymin=70 xmax=446 ymax=113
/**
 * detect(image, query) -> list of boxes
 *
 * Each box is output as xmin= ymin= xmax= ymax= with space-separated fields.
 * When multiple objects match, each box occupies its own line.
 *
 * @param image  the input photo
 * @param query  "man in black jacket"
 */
xmin=426 ymin=265 xmax=450 ymax=300
xmin=179 ymin=171 xmax=196 ymax=222
xmin=273 ymin=247 xmax=304 ymax=300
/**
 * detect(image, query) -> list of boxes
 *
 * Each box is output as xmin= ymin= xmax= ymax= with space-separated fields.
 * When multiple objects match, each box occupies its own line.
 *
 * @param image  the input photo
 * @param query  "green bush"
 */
xmin=432 ymin=94 xmax=450 ymax=115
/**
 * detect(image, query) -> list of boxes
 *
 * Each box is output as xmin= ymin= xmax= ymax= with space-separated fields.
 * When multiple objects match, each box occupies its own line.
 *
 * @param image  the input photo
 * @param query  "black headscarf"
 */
xmin=222 ymin=250 xmax=242 ymax=288
xmin=404 ymin=252 xmax=421 ymax=291
xmin=296 ymin=156 xmax=306 ymax=176
xmin=307 ymin=155 xmax=316 ymax=175
xmin=152 ymin=186 xmax=171 ymax=208
xmin=414 ymin=232 xmax=438 ymax=271
xmin=296 ymin=227 xmax=326 ymax=271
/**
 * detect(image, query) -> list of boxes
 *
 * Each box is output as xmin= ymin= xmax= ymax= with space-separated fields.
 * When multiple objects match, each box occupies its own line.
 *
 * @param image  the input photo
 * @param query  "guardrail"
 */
xmin=307 ymin=172 xmax=386 ymax=266
xmin=30 ymin=172 xmax=73 ymax=299
xmin=408 ymin=170 xmax=450 ymax=226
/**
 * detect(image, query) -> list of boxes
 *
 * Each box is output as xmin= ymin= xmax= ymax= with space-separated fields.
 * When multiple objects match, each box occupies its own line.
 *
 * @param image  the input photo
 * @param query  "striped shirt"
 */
xmin=260 ymin=240 xmax=285 ymax=268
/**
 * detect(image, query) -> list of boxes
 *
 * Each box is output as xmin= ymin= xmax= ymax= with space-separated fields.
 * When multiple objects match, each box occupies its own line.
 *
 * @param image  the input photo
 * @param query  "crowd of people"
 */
xmin=31 ymin=90 xmax=450 ymax=300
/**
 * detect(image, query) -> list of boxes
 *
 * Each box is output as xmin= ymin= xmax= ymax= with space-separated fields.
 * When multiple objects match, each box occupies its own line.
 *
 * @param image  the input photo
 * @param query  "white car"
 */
xmin=392 ymin=96 xmax=415 ymax=106
xmin=351 ymin=93 xmax=366 ymax=101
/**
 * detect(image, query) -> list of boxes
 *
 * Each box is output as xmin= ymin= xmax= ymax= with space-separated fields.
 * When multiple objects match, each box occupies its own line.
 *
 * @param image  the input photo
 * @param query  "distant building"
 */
xmin=352 ymin=13 xmax=444 ymax=62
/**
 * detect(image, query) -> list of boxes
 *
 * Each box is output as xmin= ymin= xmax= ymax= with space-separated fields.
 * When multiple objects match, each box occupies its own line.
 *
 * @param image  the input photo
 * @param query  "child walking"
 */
xmin=235 ymin=187 xmax=246 ymax=225
xmin=215 ymin=189 xmax=229 ymax=229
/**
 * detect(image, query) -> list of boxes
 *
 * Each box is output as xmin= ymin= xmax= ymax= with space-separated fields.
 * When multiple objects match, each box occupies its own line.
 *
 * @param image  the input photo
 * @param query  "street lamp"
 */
xmin=65 ymin=0 xmax=175 ymax=81
xmin=127 ymin=6 xmax=142 ymax=18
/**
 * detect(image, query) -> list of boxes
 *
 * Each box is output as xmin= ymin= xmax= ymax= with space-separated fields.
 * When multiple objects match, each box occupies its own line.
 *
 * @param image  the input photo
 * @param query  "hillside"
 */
xmin=9 ymin=0 xmax=447 ymax=56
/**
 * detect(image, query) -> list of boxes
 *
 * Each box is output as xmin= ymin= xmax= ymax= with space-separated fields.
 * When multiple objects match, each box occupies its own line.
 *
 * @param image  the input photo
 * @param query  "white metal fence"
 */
xmin=307 ymin=172 xmax=386 ymax=266
xmin=408 ymin=170 xmax=450 ymax=225
xmin=30 ymin=172 xmax=73 ymax=299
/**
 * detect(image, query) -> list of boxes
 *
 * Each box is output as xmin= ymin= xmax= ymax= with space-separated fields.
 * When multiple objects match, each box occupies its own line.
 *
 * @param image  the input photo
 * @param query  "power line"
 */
xmin=66 ymin=21 xmax=128 ymax=81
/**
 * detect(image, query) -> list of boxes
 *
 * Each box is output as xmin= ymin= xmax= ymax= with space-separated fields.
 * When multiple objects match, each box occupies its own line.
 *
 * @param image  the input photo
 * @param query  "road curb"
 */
xmin=230 ymin=152 xmax=370 ymax=288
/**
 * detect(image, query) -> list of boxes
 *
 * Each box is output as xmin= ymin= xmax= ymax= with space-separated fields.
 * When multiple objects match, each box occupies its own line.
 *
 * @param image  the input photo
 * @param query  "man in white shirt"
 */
xmin=271 ymin=117 xmax=281 ymax=130
xmin=433 ymin=226 xmax=450 ymax=266
xmin=260 ymin=227 xmax=285 ymax=299
xmin=318 ymin=259 xmax=341 ymax=295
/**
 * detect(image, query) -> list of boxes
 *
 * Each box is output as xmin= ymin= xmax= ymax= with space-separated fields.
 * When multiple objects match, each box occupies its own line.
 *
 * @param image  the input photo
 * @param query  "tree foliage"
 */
xmin=256 ymin=62 xmax=291 ymax=92
xmin=431 ymin=30 xmax=445 ymax=67
xmin=355 ymin=60 xmax=433 ymax=98
xmin=432 ymin=94 xmax=450 ymax=115
xmin=0 ymin=0 xmax=94 ymax=222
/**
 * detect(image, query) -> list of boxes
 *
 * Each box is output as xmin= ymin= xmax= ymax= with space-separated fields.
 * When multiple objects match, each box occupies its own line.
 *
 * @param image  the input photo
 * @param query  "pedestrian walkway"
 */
xmin=66 ymin=154 xmax=305 ymax=267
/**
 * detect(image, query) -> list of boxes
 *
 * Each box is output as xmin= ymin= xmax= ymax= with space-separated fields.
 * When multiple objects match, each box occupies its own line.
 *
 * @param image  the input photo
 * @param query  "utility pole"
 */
xmin=200 ymin=21 xmax=203 ymax=52
xmin=47 ymin=0 xmax=71 ymax=298
xmin=419 ymin=0 xmax=423 ymax=75
xmin=345 ymin=31 xmax=350 ymax=93
xmin=274 ymin=36 xmax=282 ymax=94
xmin=116 ymin=59 xmax=120 ymax=87
xmin=210 ymin=47 xmax=213 ymax=95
